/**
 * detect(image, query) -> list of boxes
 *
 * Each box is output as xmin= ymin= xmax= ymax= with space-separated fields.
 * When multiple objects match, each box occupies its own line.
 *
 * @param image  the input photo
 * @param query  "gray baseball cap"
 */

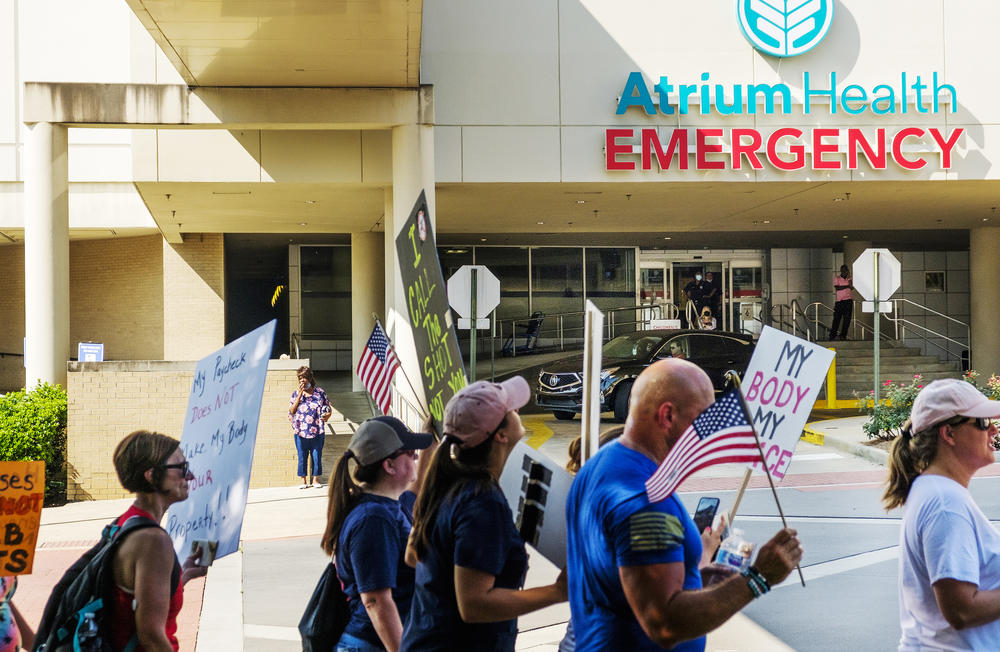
xmin=348 ymin=416 xmax=433 ymax=466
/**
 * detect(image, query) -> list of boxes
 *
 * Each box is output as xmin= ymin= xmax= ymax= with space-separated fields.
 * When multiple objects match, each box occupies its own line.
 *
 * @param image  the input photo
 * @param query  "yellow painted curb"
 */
xmin=801 ymin=422 xmax=825 ymax=445
xmin=522 ymin=415 xmax=554 ymax=450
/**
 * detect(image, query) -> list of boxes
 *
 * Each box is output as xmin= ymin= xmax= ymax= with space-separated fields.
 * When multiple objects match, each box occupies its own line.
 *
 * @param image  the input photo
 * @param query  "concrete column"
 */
xmin=971 ymin=228 xmax=1000 ymax=374
xmin=385 ymin=123 xmax=436 ymax=413
xmin=842 ymin=240 xmax=873 ymax=337
xmin=351 ymin=232 xmax=385 ymax=391
xmin=24 ymin=122 xmax=69 ymax=388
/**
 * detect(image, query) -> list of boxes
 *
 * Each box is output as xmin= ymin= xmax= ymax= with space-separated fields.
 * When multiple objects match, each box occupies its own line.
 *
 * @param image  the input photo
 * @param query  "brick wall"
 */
xmin=65 ymin=360 xmax=341 ymax=500
xmin=0 ymin=246 xmax=25 ymax=392
xmin=163 ymin=235 xmax=224 ymax=361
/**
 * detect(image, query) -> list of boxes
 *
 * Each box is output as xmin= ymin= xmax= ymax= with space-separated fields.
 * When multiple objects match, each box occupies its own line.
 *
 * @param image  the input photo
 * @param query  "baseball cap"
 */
xmin=348 ymin=416 xmax=433 ymax=466
xmin=444 ymin=377 xmax=531 ymax=448
xmin=909 ymin=378 xmax=1000 ymax=433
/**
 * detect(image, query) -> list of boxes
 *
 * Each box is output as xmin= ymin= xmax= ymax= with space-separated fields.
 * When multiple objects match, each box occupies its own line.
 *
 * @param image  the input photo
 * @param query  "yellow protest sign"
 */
xmin=0 ymin=460 xmax=45 ymax=575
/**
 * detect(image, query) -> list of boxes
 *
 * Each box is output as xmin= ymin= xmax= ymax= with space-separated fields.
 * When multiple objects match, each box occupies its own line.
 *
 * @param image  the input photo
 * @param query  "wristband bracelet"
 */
xmin=746 ymin=565 xmax=771 ymax=591
xmin=740 ymin=566 xmax=770 ymax=599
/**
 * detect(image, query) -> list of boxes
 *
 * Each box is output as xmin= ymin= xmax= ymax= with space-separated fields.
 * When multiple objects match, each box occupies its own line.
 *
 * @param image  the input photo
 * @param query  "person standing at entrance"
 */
xmin=683 ymin=272 xmax=709 ymax=326
xmin=830 ymin=265 xmax=855 ymax=341
xmin=290 ymin=365 xmax=333 ymax=488
xmin=704 ymin=271 xmax=721 ymax=323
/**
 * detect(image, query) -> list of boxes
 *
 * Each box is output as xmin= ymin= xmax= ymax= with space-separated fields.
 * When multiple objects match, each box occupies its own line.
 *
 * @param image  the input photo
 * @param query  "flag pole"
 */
xmin=372 ymin=314 xmax=431 ymax=421
xmin=733 ymin=388 xmax=806 ymax=587
xmin=724 ymin=374 xmax=753 ymax=527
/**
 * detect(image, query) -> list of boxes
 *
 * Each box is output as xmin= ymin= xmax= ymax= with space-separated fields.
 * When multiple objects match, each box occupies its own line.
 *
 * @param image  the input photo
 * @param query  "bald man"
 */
xmin=565 ymin=358 xmax=802 ymax=651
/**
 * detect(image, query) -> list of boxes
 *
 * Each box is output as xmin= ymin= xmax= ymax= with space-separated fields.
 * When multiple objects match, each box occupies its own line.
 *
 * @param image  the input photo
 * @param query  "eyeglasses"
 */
xmin=160 ymin=461 xmax=190 ymax=475
xmin=947 ymin=416 xmax=993 ymax=431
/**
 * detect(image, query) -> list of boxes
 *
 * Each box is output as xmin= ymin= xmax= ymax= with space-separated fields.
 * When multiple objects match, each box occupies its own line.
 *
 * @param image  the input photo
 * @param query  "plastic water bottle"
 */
xmin=78 ymin=612 xmax=99 ymax=651
xmin=716 ymin=528 xmax=755 ymax=572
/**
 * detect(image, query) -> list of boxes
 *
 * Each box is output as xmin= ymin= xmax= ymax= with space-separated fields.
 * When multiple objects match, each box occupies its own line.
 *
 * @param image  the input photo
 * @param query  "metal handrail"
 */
xmin=770 ymin=300 xmax=810 ymax=339
xmin=885 ymin=298 xmax=969 ymax=365
xmin=496 ymin=304 xmax=665 ymax=357
xmin=290 ymin=332 xmax=301 ymax=359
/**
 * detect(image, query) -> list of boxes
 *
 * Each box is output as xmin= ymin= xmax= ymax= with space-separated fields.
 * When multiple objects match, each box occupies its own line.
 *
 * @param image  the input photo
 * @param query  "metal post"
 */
xmin=470 ymin=268 xmax=478 ymax=381
xmin=490 ymin=310 xmax=496 ymax=382
xmin=873 ymin=252 xmax=881 ymax=404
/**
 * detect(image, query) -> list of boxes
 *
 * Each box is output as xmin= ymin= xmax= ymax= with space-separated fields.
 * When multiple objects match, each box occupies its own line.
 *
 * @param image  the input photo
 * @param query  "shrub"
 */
xmin=0 ymin=382 xmax=67 ymax=500
xmin=857 ymin=374 xmax=924 ymax=441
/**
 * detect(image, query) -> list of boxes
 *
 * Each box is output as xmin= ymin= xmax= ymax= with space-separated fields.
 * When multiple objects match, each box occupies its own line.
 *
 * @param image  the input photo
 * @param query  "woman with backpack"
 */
xmin=108 ymin=430 xmax=208 ymax=651
xmin=401 ymin=378 xmax=567 ymax=652
xmin=321 ymin=416 xmax=433 ymax=652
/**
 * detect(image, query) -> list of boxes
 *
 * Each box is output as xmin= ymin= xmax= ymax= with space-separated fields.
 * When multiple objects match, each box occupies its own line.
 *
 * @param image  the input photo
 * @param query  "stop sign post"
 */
xmin=852 ymin=248 xmax=901 ymax=403
xmin=447 ymin=265 xmax=501 ymax=381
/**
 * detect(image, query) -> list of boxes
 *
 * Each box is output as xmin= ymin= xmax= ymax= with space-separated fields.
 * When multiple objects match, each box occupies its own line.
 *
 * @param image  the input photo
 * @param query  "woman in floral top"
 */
xmin=0 ymin=576 xmax=33 ymax=652
xmin=289 ymin=365 xmax=332 ymax=488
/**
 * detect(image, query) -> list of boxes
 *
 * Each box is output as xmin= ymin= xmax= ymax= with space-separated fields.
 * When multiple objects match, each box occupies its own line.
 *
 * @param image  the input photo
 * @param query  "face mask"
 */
xmin=695 ymin=275 xmax=702 ymax=281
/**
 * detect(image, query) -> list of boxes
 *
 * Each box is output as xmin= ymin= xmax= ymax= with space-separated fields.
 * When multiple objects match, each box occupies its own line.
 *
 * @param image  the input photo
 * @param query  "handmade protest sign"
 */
xmin=165 ymin=320 xmax=275 ymax=561
xmin=498 ymin=442 xmax=573 ymax=568
xmin=0 ymin=460 xmax=44 ymax=575
xmin=395 ymin=191 xmax=466 ymax=431
xmin=741 ymin=326 xmax=835 ymax=481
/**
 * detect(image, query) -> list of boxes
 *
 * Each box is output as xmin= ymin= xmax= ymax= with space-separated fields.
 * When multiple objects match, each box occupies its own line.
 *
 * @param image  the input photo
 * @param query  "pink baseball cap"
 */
xmin=444 ymin=376 xmax=531 ymax=447
xmin=910 ymin=378 xmax=1000 ymax=433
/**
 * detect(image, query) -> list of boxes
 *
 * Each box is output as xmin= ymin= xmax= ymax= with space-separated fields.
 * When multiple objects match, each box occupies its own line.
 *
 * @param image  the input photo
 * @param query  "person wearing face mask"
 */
xmin=683 ymin=272 xmax=710 ymax=324
xmin=290 ymin=365 xmax=333 ymax=488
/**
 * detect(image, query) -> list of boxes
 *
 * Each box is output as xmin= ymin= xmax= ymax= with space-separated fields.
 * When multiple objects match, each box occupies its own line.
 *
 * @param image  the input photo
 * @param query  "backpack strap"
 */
xmin=113 ymin=515 xmax=181 ymax=594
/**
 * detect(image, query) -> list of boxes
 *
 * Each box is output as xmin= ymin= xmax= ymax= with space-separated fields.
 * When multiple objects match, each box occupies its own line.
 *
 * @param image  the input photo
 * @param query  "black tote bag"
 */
xmin=298 ymin=562 xmax=351 ymax=652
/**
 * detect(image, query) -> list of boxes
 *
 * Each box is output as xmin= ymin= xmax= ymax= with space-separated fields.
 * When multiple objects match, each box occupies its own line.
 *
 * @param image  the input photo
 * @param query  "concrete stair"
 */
xmin=818 ymin=339 xmax=963 ymax=399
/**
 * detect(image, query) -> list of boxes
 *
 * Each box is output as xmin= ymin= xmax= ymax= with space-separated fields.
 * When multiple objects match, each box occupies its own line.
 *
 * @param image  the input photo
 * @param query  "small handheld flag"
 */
xmin=357 ymin=322 xmax=400 ymax=415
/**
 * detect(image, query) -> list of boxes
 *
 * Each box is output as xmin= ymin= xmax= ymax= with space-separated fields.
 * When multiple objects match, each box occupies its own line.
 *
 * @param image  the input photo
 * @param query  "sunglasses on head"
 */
xmin=160 ymin=461 xmax=190 ymax=475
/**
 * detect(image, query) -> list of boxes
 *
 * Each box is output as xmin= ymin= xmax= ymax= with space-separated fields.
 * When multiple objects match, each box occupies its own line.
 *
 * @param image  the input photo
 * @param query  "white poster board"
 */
xmin=165 ymin=320 xmax=276 ymax=561
xmin=498 ymin=442 xmax=573 ymax=568
xmin=741 ymin=326 xmax=835 ymax=481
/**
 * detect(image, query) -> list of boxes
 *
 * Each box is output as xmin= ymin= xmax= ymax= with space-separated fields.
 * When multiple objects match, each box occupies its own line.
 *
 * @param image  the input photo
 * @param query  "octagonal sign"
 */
xmin=852 ymin=248 xmax=901 ymax=302
xmin=447 ymin=265 xmax=500 ymax=319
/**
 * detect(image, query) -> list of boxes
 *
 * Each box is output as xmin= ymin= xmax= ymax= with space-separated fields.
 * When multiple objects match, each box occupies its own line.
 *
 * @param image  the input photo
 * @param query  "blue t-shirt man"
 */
xmin=401 ymin=482 xmax=528 ymax=651
xmin=566 ymin=440 xmax=704 ymax=651
xmin=336 ymin=491 xmax=416 ymax=646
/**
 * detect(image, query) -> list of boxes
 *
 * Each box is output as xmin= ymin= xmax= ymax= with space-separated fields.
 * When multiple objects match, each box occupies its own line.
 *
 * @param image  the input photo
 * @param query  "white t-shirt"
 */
xmin=899 ymin=474 xmax=1000 ymax=651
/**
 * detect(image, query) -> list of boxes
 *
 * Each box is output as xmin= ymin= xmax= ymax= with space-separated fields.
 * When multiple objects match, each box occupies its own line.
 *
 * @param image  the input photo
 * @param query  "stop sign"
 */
xmin=852 ymin=248 xmax=901 ymax=302
xmin=447 ymin=265 xmax=501 ymax=319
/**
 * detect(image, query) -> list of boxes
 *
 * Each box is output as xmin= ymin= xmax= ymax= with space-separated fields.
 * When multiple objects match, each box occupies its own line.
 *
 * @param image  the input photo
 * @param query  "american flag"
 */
xmin=356 ymin=323 xmax=400 ymax=415
xmin=645 ymin=389 xmax=762 ymax=502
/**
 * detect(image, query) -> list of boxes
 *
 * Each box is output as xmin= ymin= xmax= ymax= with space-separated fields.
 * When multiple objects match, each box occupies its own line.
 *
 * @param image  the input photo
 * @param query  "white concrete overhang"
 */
xmin=125 ymin=0 xmax=422 ymax=88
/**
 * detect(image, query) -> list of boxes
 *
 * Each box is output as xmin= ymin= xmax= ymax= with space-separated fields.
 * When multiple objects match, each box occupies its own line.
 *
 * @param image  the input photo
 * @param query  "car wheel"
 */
xmin=553 ymin=410 xmax=576 ymax=421
xmin=613 ymin=381 xmax=634 ymax=423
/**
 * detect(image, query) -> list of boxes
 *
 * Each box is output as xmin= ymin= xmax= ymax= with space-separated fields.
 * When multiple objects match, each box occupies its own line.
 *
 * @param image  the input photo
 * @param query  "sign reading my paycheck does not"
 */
xmin=740 ymin=326 xmax=835 ymax=481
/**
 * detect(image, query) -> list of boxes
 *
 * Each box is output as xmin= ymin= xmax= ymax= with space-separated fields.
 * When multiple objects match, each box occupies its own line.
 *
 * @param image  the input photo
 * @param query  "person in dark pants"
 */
xmin=830 ymin=265 xmax=855 ymax=341
xmin=289 ymin=365 xmax=332 ymax=488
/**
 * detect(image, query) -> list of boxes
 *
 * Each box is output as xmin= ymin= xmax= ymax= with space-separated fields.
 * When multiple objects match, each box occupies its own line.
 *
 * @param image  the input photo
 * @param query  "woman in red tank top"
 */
xmin=109 ymin=430 xmax=208 ymax=652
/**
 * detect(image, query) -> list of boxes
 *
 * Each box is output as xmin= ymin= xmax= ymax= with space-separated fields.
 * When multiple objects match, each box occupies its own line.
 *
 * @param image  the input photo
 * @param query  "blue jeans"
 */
xmin=336 ymin=631 xmax=384 ymax=652
xmin=294 ymin=433 xmax=324 ymax=478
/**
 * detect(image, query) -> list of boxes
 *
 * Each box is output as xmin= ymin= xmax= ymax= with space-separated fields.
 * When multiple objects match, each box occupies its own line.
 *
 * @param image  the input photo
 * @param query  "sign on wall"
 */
xmin=77 ymin=342 xmax=104 ymax=362
xmin=741 ymin=326 xmax=834 ymax=480
xmin=165 ymin=320 xmax=275 ymax=561
xmin=395 ymin=192 xmax=466 ymax=431
xmin=0 ymin=460 xmax=44 ymax=575
xmin=737 ymin=0 xmax=834 ymax=58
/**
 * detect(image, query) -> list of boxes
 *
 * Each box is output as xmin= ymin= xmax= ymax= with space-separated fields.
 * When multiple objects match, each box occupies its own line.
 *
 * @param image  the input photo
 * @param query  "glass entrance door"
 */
xmin=730 ymin=263 xmax=764 ymax=335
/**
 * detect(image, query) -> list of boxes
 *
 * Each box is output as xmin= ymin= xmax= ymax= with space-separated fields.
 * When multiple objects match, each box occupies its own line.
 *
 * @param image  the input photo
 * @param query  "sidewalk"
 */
xmin=15 ymin=415 xmax=881 ymax=652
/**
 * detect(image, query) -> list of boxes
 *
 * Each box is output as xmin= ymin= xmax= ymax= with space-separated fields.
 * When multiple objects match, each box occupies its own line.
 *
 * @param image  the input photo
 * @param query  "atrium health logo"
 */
xmin=737 ymin=0 xmax=833 ymax=58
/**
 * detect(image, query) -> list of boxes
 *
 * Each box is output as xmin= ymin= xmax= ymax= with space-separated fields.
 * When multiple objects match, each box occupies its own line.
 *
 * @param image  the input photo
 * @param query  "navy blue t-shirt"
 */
xmin=401 ymin=482 xmax=528 ymax=652
xmin=566 ymin=441 xmax=704 ymax=652
xmin=336 ymin=491 xmax=416 ymax=646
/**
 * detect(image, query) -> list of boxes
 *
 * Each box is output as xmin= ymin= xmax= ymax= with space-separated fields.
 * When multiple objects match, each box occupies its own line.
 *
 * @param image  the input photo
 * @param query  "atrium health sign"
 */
xmin=165 ymin=320 xmax=275 ymax=561
xmin=740 ymin=326 xmax=834 ymax=481
xmin=738 ymin=0 xmax=834 ymax=58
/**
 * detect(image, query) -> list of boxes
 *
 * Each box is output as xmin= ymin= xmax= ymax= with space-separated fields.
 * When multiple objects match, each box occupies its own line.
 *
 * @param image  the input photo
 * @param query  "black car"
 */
xmin=535 ymin=329 xmax=755 ymax=422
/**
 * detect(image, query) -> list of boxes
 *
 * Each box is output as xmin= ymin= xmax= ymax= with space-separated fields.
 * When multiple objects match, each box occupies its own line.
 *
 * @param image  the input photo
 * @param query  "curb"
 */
xmin=804 ymin=421 xmax=889 ymax=466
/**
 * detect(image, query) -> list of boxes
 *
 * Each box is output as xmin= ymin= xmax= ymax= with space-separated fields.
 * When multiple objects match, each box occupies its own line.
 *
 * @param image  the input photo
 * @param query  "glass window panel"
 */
xmin=586 ymin=248 xmax=637 ymax=336
xmin=474 ymin=247 xmax=530 ymax=321
xmin=531 ymin=247 xmax=584 ymax=336
xmin=300 ymin=246 xmax=351 ymax=337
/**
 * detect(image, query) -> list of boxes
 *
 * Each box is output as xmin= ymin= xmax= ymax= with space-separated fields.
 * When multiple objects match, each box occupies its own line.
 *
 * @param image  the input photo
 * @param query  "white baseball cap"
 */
xmin=910 ymin=378 xmax=1000 ymax=433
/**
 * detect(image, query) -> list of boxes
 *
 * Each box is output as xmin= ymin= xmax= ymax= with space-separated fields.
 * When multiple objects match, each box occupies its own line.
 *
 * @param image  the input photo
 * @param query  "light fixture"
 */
xmin=298 ymin=222 xmax=308 ymax=227
xmin=305 ymin=200 xmax=316 ymax=205
xmin=481 ymin=237 xmax=487 ymax=242
xmin=576 ymin=200 xmax=586 ymax=204
xmin=763 ymin=219 xmax=771 ymax=224
xmin=663 ymin=236 xmax=672 ymax=240
xmin=536 ymin=221 xmax=545 ymax=225
xmin=842 ymin=235 xmax=849 ymax=239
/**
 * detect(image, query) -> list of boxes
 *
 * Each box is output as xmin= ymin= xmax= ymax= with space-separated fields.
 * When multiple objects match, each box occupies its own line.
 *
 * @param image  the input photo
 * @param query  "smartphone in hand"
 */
xmin=693 ymin=496 xmax=721 ymax=533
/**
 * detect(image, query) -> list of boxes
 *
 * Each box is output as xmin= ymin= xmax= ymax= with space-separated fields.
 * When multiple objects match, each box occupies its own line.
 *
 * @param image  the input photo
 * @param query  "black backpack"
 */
xmin=298 ymin=562 xmax=351 ymax=652
xmin=33 ymin=515 xmax=181 ymax=652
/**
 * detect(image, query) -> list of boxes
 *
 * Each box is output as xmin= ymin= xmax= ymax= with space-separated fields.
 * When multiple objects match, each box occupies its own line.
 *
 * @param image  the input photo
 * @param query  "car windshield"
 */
xmin=602 ymin=335 xmax=663 ymax=360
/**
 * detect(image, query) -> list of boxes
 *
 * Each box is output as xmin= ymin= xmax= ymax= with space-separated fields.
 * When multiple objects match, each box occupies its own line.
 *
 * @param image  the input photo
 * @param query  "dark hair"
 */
xmin=113 ymin=430 xmax=180 ymax=494
xmin=320 ymin=452 xmax=385 ymax=556
xmin=409 ymin=415 xmax=507 ymax=561
xmin=296 ymin=366 xmax=315 ymax=385
xmin=565 ymin=426 xmax=625 ymax=474
xmin=883 ymin=420 xmax=942 ymax=510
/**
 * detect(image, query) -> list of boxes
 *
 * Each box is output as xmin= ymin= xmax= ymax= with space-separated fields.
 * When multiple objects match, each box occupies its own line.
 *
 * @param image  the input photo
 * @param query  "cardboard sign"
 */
xmin=0 ymin=461 xmax=44 ymax=575
xmin=394 ymin=191 xmax=466 ymax=432
xmin=165 ymin=320 xmax=276 ymax=561
xmin=498 ymin=442 xmax=573 ymax=568
xmin=741 ymin=326 xmax=835 ymax=481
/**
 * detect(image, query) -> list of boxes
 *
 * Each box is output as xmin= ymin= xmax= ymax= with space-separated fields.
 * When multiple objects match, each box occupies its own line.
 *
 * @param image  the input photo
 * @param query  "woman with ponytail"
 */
xmin=885 ymin=378 xmax=1000 ymax=650
xmin=401 ymin=377 xmax=567 ymax=652
xmin=321 ymin=416 xmax=432 ymax=652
